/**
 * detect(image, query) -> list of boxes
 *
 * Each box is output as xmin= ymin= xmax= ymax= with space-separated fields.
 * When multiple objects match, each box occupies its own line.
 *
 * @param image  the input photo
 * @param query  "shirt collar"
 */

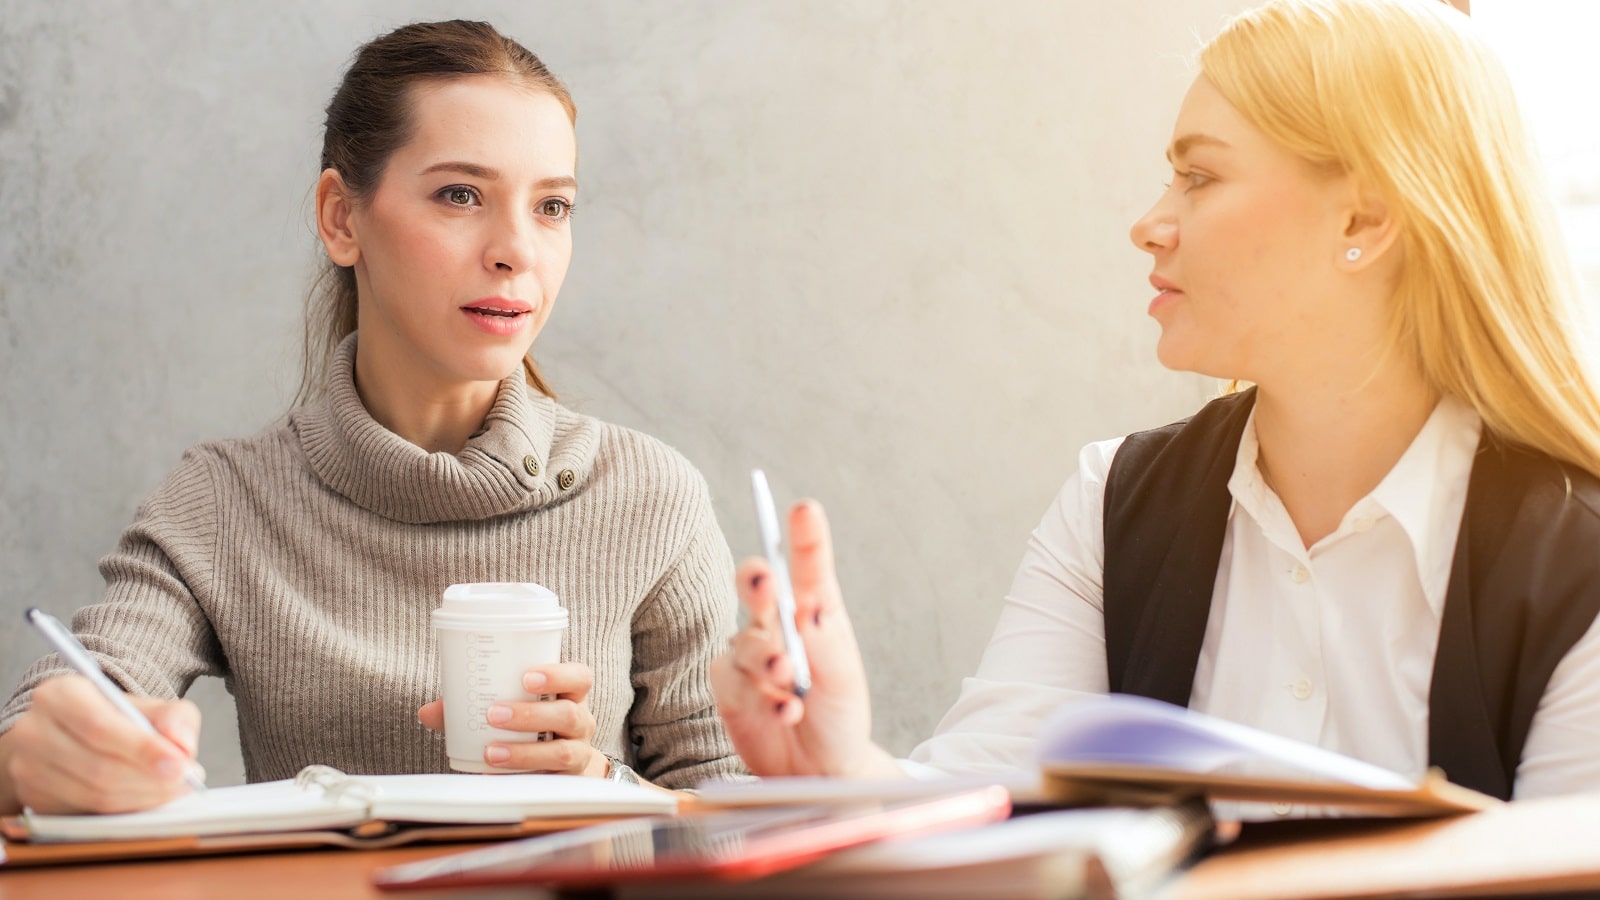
xmin=1227 ymin=394 xmax=1482 ymax=614
xmin=1366 ymin=394 xmax=1481 ymax=612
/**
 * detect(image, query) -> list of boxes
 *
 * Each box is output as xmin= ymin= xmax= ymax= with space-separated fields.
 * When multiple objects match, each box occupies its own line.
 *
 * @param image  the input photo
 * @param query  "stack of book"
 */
xmin=373 ymin=695 xmax=1499 ymax=897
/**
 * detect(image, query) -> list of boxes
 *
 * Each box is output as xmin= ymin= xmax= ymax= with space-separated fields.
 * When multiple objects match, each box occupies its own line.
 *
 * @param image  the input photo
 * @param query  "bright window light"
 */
xmin=1473 ymin=1 xmax=1600 ymax=311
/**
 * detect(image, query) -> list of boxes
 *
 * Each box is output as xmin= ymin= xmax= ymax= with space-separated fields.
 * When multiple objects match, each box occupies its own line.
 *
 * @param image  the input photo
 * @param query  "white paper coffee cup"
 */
xmin=433 ymin=582 xmax=569 ymax=773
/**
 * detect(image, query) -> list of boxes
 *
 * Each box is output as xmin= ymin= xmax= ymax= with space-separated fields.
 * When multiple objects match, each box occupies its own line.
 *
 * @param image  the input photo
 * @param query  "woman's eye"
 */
xmin=441 ymin=187 xmax=478 ymax=206
xmin=540 ymin=198 xmax=573 ymax=220
xmin=1179 ymin=170 xmax=1212 ymax=191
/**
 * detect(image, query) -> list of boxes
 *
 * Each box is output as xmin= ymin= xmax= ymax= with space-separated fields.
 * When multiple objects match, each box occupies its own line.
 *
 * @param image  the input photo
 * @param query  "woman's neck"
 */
xmin=1251 ymin=359 xmax=1438 ymax=549
xmin=352 ymin=345 xmax=500 ymax=456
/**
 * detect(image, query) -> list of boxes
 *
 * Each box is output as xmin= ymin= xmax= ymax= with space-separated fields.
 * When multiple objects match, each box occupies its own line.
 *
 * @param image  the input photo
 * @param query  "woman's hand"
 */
xmin=710 ymin=499 xmax=901 ymax=778
xmin=418 ymin=663 xmax=606 ymax=777
xmin=0 ymin=674 xmax=204 ymax=815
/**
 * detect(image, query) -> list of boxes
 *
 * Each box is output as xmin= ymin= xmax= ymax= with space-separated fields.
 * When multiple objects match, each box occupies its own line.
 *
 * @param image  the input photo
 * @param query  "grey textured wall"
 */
xmin=0 ymin=1 xmax=1250 ymax=786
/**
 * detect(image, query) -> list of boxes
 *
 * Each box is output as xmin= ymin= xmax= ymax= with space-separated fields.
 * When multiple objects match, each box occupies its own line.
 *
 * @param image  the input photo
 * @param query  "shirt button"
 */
xmin=1290 ymin=564 xmax=1310 ymax=584
xmin=523 ymin=455 xmax=540 ymax=477
xmin=557 ymin=468 xmax=577 ymax=491
xmin=1272 ymin=802 xmax=1294 ymax=816
xmin=1292 ymin=677 xmax=1313 ymax=700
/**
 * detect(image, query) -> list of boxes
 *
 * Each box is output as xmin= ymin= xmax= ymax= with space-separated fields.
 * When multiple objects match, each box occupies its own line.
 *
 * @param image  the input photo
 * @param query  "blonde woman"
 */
xmin=713 ymin=0 xmax=1600 ymax=803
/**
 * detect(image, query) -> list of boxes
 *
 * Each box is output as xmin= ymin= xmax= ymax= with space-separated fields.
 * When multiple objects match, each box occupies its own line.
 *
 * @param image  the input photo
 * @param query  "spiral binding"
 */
xmin=294 ymin=765 xmax=380 ymax=812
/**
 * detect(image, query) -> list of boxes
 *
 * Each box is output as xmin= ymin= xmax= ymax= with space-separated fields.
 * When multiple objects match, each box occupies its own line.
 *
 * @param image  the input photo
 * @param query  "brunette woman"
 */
xmin=1 ymin=20 xmax=742 ymax=815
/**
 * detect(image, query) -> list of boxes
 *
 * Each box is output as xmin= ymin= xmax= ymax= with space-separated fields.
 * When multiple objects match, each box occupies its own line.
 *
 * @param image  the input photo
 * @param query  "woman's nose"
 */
xmin=1129 ymin=200 xmax=1177 ymax=255
xmin=486 ymin=215 xmax=538 ymax=273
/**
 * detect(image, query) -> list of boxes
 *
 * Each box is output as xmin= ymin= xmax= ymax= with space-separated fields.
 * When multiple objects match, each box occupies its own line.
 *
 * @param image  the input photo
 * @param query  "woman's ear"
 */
xmin=316 ymin=168 xmax=361 ymax=267
xmin=1340 ymin=182 xmax=1400 ymax=271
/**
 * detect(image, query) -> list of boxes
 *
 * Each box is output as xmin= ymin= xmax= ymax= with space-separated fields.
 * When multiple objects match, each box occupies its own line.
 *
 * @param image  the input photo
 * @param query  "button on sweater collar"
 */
xmin=293 ymin=334 xmax=600 ymax=524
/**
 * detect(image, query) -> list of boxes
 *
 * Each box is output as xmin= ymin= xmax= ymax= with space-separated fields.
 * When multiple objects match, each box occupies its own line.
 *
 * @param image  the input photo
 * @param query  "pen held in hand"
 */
xmin=24 ymin=607 xmax=208 ymax=794
xmin=750 ymin=469 xmax=814 ymax=698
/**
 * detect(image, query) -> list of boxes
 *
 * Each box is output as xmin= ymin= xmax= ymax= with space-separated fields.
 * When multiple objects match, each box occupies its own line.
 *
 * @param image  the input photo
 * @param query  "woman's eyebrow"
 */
xmin=420 ymin=160 xmax=499 ymax=179
xmin=418 ymin=161 xmax=576 ymax=191
xmin=1165 ymin=134 xmax=1231 ymax=164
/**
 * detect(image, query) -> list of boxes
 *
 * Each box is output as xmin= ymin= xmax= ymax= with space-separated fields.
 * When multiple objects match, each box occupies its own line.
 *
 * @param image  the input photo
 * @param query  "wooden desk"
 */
xmin=14 ymin=796 xmax=1600 ymax=900
xmin=0 ymin=843 xmax=544 ymax=900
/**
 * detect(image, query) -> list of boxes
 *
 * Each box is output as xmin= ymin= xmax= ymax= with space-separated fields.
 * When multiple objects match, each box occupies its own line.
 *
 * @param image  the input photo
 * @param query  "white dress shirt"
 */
xmin=908 ymin=397 xmax=1600 ymax=801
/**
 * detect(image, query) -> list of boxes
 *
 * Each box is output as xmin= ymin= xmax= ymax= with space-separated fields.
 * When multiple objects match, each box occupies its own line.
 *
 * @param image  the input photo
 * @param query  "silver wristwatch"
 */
xmin=604 ymin=753 xmax=640 ymax=785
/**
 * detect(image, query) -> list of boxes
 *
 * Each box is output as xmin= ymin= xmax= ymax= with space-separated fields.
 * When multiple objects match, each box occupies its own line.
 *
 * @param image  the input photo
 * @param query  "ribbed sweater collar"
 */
xmin=293 ymin=335 xmax=599 ymax=524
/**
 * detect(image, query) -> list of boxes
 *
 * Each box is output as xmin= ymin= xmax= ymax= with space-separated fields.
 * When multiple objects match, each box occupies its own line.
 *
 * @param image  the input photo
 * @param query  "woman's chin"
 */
xmin=1152 ymin=335 xmax=1193 ymax=373
xmin=448 ymin=349 xmax=536 ymax=386
xmin=1153 ymin=338 xmax=1235 ymax=382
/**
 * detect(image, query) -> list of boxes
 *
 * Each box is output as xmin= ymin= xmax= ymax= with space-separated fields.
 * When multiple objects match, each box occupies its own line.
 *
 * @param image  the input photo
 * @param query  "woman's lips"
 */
xmin=1147 ymin=275 xmax=1183 ymax=316
xmin=461 ymin=305 xmax=532 ymax=335
xmin=1148 ymin=288 xmax=1183 ymax=316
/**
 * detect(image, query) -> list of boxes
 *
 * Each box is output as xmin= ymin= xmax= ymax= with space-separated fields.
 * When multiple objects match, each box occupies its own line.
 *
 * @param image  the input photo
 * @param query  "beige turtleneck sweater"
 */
xmin=1 ymin=336 xmax=743 ymax=789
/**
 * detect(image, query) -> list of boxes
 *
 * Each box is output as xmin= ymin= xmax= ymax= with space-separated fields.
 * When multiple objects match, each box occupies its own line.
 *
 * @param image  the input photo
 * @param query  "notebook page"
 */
xmin=22 ymin=779 xmax=367 ymax=842
xmin=1037 ymin=695 xmax=1415 ymax=789
xmin=357 ymin=773 xmax=677 ymax=823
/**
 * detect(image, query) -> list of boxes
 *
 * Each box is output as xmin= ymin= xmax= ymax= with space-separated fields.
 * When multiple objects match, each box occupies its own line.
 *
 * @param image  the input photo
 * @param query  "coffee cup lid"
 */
xmin=433 ymin=582 xmax=568 ymax=629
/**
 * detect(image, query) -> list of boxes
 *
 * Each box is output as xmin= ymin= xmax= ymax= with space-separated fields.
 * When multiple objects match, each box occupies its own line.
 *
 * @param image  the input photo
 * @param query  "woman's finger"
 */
xmin=417 ymin=699 xmax=445 ymax=732
xmin=484 ymin=738 xmax=594 ymax=775
xmin=485 ymin=698 xmax=593 ymax=740
xmin=787 ymin=500 xmax=843 ymax=622
xmin=735 ymin=557 xmax=780 ymax=628
xmin=727 ymin=622 xmax=796 ymax=694
xmin=15 ymin=748 xmax=182 ymax=814
xmin=37 ymin=677 xmax=182 ymax=774
xmin=710 ymin=653 xmax=806 ymax=761
xmin=139 ymin=697 xmax=202 ymax=758
xmin=524 ymin=662 xmax=593 ymax=704
xmin=8 ymin=711 xmax=186 ymax=814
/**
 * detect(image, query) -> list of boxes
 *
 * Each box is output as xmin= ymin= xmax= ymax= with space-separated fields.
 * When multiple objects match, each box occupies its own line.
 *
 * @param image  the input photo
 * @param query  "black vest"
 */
xmin=1102 ymin=388 xmax=1600 ymax=799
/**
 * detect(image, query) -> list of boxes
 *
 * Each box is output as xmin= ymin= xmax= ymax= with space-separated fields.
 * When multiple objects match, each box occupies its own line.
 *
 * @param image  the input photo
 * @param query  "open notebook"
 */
xmin=0 ymin=765 xmax=675 ymax=867
xmin=1037 ymin=695 xmax=1500 ymax=816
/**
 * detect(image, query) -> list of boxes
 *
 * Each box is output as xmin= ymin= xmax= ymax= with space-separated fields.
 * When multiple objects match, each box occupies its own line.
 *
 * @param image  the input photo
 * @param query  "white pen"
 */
xmin=24 ymin=607 xmax=207 ymax=794
xmin=750 ymin=469 xmax=813 ymax=697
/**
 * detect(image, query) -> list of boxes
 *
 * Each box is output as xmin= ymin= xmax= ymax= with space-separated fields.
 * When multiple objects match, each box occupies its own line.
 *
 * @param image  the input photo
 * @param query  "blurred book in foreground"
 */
xmin=619 ymin=802 xmax=1212 ymax=900
xmin=1036 ymin=695 xmax=1497 ymax=817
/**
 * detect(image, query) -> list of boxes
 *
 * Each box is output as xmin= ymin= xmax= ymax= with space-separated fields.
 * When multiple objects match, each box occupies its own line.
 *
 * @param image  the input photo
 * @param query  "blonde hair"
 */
xmin=1202 ymin=0 xmax=1600 ymax=479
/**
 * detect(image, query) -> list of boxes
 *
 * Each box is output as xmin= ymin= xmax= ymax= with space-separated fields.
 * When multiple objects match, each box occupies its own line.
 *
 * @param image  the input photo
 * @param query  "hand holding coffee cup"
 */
xmin=418 ymin=583 xmax=605 ymax=776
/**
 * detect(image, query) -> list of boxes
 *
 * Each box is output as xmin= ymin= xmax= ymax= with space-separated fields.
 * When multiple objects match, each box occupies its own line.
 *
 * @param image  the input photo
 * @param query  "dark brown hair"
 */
xmin=295 ymin=20 xmax=575 ymax=406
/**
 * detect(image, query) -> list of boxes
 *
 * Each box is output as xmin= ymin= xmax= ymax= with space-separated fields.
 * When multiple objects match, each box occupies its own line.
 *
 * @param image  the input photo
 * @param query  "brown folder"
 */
xmin=0 ymin=815 xmax=624 ymax=867
xmin=1165 ymin=792 xmax=1600 ymax=899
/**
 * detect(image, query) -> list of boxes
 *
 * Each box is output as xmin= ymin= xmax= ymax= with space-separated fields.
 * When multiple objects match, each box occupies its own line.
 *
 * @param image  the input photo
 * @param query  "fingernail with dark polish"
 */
xmin=751 ymin=573 xmax=765 ymax=589
xmin=774 ymin=700 xmax=787 ymax=716
xmin=765 ymin=655 xmax=779 ymax=672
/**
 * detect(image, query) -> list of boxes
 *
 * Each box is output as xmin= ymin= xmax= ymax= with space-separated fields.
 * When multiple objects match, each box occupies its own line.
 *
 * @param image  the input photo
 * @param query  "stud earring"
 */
xmin=1345 ymin=247 xmax=1363 ymax=262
